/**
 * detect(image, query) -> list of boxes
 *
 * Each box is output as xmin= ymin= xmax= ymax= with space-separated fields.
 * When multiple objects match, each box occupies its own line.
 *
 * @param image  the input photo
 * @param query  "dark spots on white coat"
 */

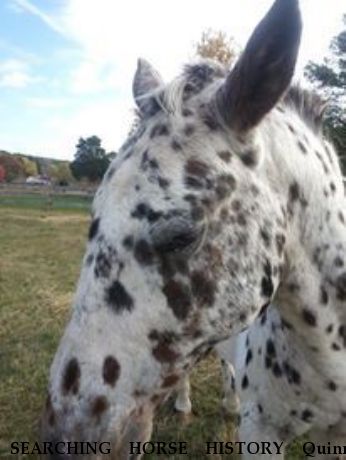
xmin=106 ymin=280 xmax=134 ymax=313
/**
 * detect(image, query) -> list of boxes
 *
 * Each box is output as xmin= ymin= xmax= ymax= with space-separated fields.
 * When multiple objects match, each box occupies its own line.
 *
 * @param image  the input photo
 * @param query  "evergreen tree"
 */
xmin=70 ymin=136 xmax=110 ymax=182
xmin=305 ymin=15 xmax=346 ymax=170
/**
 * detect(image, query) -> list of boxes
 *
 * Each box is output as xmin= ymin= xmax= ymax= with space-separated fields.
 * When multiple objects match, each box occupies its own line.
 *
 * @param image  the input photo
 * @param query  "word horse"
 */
xmin=42 ymin=0 xmax=346 ymax=458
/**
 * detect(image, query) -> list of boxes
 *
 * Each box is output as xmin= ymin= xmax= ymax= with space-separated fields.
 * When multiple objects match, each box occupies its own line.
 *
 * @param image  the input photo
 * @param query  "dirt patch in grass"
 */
xmin=39 ymin=214 xmax=89 ymax=223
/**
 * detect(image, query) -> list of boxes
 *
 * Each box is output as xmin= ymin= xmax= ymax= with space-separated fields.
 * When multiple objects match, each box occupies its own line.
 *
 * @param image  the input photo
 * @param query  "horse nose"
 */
xmin=48 ymin=453 xmax=69 ymax=460
xmin=44 ymin=439 xmax=70 ymax=460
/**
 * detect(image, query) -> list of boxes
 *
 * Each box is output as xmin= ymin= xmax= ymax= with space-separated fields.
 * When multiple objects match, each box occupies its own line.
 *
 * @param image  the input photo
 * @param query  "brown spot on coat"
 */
xmin=191 ymin=270 xmax=216 ymax=307
xmin=215 ymin=174 xmax=236 ymax=199
xmin=162 ymin=374 xmax=180 ymax=388
xmin=103 ymin=356 xmax=120 ymax=387
xmin=185 ymin=159 xmax=209 ymax=178
xmin=218 ymin=150 xmax=232 ymax=163
xmin=241 ymin=149 xmax=257 ymax=167
xmin=91 ymin=395 xmax=109 ymax=417
xmin=163 ymin=280 xmax=192 ymax=320
xmin=206 ymin=244 xmax=224 ymax=272
xmin=62 ymin=358 xmax=80 ymax=395
xmin=152 ymin=341 xmax=179 ymax=363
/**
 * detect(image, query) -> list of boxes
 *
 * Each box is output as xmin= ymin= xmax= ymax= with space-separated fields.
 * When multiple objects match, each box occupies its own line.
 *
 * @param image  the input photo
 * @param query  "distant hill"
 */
xmin=0 ymin=149 xmax=72 ymax=183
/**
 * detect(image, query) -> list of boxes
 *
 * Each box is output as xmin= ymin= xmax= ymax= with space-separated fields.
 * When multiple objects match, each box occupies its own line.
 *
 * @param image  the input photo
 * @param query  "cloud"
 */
xmin=52 ymin=0 xmax=346 ymax=92
xmin=0 ymin=58 xmax=39 ymax=88
xmin=0 ymin=96 xmax=133 ymax=159
xmin=10 ymin=0 xmax=346 ymax=84
xmin=10 ymin=0 xmax=67 ymax=36
xmin=25 ymin=97 xmax=70 ymax=109
xmin=37 ymin=97 xmax=134 ymax=159
xmin=0 ymin=38 xmax=40 ymax=64
xmin=11 ymin=0 xmax=346 ymax=91
xmin=298 ymin=0 xmax=345 ymax=67
xmin=4 ymin=0 xmax=345 ymax=159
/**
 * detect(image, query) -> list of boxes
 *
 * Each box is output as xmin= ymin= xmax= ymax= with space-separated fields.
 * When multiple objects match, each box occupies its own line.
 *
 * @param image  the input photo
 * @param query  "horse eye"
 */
xmin=150 ymin=218 xmax=205 ymax=255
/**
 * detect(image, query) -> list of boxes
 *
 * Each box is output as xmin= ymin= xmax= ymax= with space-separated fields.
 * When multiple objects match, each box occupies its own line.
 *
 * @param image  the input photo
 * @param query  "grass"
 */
xmin=0 ymin=206 xmax=88 ymax=459
xmin=0 ymin=193 xmax=92 ymax=212
xmin=0 ymin=202 xmax=303 ymax=459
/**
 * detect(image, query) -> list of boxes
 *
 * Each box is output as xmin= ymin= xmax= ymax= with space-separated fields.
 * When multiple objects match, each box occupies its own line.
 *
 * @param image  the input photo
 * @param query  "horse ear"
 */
xmin=132 ymin=58 xmax=163 ymax=116
xmin=215 ymin=0 xmax=302 ymax=132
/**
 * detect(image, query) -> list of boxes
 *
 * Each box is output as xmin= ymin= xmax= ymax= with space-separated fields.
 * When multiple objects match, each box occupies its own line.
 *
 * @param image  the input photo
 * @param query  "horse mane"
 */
xmin=138 ymin=61 xmax=328 ymax=137
xmin=142 ymin=60 xmax=228 ymax=118
xmin=283 ymin=85 xmax=328 ymax=134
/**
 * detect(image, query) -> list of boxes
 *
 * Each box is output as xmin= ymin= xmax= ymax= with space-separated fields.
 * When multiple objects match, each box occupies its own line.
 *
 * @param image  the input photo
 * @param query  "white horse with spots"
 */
xmin=42 ymin=0 xmax=346 ymax=458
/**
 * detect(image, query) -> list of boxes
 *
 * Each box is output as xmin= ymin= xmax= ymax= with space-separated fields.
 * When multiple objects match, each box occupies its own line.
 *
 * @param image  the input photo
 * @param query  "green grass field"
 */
xmin=0 ymin=198 xmax=303 ymax=459
xmin=0 ymin=192 xmax=92 ymax=212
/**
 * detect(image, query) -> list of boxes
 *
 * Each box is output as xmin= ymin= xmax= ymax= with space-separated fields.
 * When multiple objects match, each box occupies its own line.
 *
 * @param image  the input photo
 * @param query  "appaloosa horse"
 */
xmin=42 ymin=0 xmax=346 ymax=457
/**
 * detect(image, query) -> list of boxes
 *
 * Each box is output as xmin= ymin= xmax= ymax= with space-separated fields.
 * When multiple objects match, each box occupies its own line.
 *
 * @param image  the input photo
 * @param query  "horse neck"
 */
xmin=261 ymin=108 xmax=346 ymax=355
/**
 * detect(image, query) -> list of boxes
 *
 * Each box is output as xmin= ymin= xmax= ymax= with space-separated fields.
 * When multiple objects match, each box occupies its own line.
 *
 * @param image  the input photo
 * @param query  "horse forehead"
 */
xmin=103 ymin=118 xmax=210 ymax=190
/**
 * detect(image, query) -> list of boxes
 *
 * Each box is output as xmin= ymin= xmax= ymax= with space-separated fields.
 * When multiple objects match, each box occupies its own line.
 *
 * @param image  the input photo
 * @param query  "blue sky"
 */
xmin=0 ymin=0 xmax=345 ymax=160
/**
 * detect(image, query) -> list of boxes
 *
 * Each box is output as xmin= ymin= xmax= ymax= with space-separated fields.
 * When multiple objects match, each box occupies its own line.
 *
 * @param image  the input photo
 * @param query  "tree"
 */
xmin=70 ymin=136 xmax=110 ymax=182
xmin=18 ymin=156 xmax=38 ymax=177
xmin=195 ymin=29 xmax=238 ymax=66
xmin=0 ymin=164 xmax=5 ymax=182
xmin=305 ymin=15 xmax=346 ymax=170
xmin=0 ymin=152 xmax=24 ymax=182
xmin=107 ymin=151 xmax=117 ymax=160
xmin=49 ymin=162 xmax=74 ymax=186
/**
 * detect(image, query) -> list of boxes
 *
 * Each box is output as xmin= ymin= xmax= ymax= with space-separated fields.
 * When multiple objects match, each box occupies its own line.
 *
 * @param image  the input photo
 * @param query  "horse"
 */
xmin=41 ymin=0 xmax=346 ymax=458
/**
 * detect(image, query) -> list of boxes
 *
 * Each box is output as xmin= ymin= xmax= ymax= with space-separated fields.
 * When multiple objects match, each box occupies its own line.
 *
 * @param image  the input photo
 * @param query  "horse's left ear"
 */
xmin=215 ymin=0 xmax=302 ymax=132
xmin=133 ymin=58 xmax=163 ymax=116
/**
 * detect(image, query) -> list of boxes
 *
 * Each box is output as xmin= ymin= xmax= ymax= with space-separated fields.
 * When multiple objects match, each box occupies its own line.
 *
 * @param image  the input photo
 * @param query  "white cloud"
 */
xmin=11 ymin=0 xmax=346 ymax=88
xmin=68 ymin=59 xmax=119 ymax=94
xmin=0 ymin=97 xmax=133 ymax=159
xmin=34 ymin=97 xmax=134 ymax=159
xmin=0 ymin=58 xmax=39 ymax=88
xmin=4 ymin=0 xmax=346 ymax=159
xmin=26 ymin=96 xmax=70 ymax=109
xmin=297 ymin=0 xmax=345 ymax=73
xmin=10 ymin=0 xmax=67 ymax=36
xmin=60 ymin=0 xmax=346 ymax=77
xmin=0 ymin=38 xmax=41 ymax=64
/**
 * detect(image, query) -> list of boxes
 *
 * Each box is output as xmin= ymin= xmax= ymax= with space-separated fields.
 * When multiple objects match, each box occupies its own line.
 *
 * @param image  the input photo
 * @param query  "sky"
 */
xmin=0 ymin=0 xmax=345 ymax=160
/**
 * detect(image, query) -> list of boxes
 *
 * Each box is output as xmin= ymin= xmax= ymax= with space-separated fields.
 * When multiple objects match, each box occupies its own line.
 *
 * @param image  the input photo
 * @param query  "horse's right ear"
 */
xmin=215 ymin=0 xmax=302 ymax=132
xmin=132 ymin=58 xmax=163 ymax=116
